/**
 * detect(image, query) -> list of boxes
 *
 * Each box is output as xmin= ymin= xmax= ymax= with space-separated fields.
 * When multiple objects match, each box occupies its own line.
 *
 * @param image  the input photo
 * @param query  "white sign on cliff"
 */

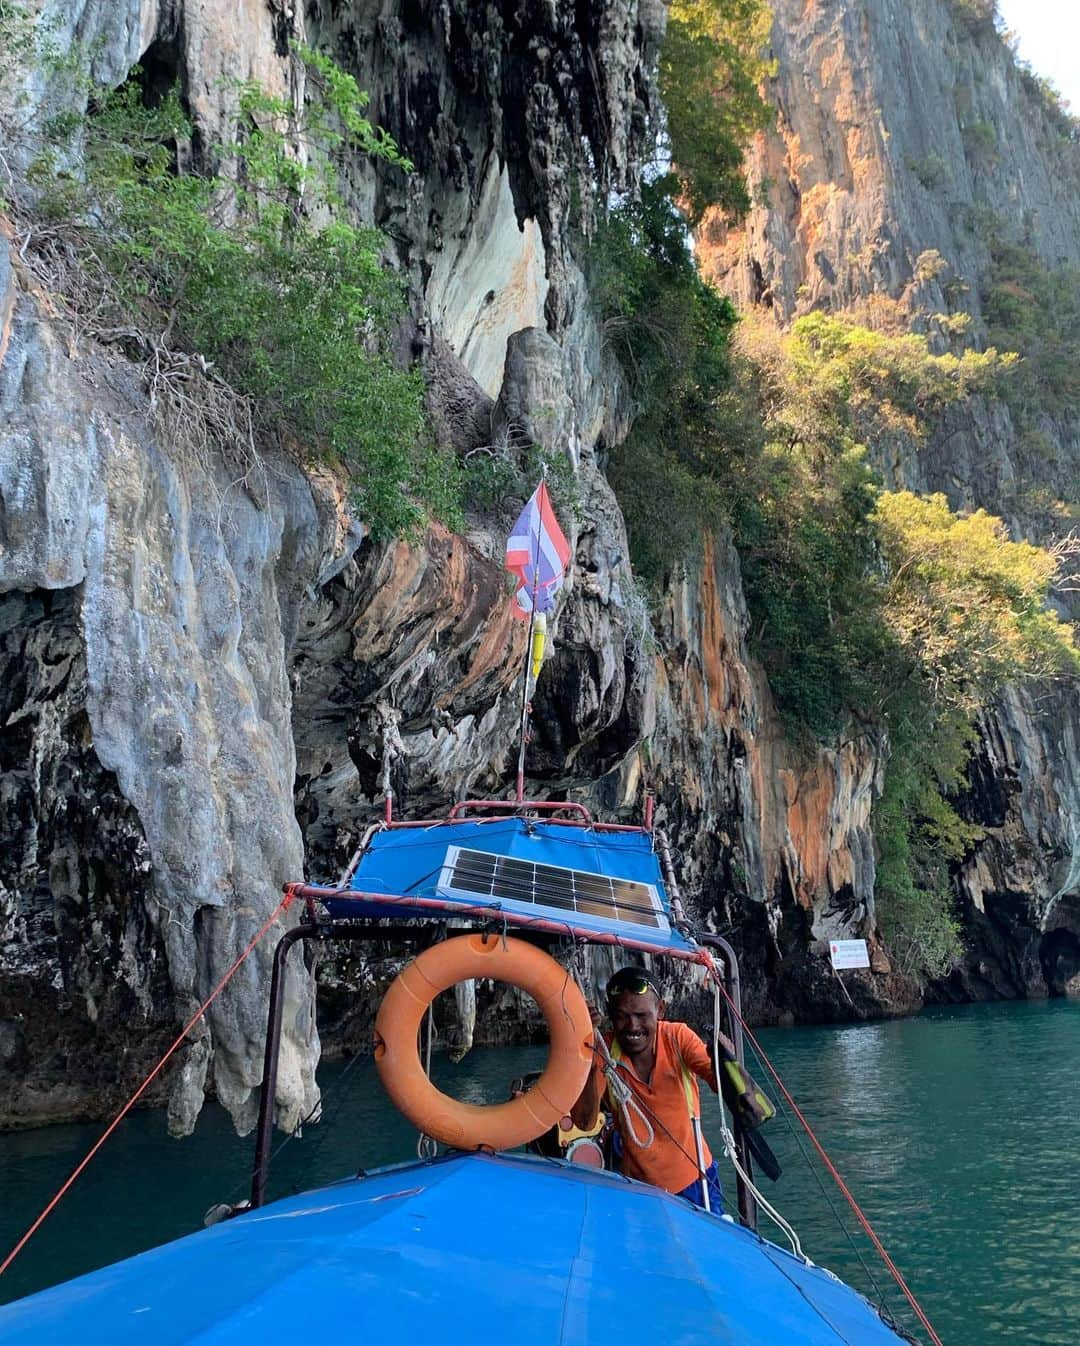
xmin=829 ymin=939 xmax=870 ymax=970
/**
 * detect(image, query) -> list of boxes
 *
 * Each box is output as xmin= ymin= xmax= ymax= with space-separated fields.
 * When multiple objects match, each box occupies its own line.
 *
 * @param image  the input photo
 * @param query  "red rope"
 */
xmin=0 ymin=886 xmax=298 ymax=1280
xmin=714 ymin=978 xmax=944 ymax=1346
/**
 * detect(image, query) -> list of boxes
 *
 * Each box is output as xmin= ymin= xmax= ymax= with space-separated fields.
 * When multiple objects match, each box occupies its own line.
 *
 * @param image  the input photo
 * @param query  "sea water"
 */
xmin=1 ymin=999 xmax=1077 ymax=1345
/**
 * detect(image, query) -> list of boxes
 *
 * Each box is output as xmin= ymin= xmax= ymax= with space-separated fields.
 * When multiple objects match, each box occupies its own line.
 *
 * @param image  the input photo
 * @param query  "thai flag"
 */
xmin=505 ymin=481 xmax=571 ymax=618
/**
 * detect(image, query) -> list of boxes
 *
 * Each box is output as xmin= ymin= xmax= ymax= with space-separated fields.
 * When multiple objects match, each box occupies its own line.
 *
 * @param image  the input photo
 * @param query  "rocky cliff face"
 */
xmin=702 ymin=0 xmax=1080 ymax=326
xmin=3 ymin=0 xmax=1075 ymax=1135
xmin=0 ymin=216 xmax=325 ymax=1132
xmin=699 ymin=0 xmax=1080 ymax=1001
xmin=0 ymin=0 xmax=680 ymax=1131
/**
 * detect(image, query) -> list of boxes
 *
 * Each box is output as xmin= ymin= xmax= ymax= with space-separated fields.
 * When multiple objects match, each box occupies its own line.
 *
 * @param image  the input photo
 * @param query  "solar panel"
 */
xmin=436 ymin=846 xmax=667 ymax=929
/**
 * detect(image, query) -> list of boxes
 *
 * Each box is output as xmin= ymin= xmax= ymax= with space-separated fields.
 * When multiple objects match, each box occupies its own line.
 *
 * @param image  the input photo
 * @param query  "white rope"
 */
xmin=593 ymin=1031 xmax=655 ymax=1150
xmin=710 ymin=979 xmax=810 ymax=1262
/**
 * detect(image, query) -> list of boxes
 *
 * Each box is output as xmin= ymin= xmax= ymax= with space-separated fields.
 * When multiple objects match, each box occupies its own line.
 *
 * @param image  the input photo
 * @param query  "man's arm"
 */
xmin=674 ymin=1021 xmax=724 ymax=1092
xmin=710 ymin=1028 xmax=739 ymax=1084
xmin=570 ymin=1060 xmax=604 ymax=1130
xmin=684 ymin=1022 xmax=774 ymax=1128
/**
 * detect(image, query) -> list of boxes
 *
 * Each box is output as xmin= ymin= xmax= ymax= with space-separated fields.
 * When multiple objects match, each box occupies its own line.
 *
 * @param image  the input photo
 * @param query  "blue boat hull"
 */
xmin=0 ymin=1153 xmax=908 ymax=1344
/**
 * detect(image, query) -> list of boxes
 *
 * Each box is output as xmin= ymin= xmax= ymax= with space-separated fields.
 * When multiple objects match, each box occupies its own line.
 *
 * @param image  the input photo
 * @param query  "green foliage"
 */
xmin=866 ymin=495 xmax=1075 ymax=977
xmin=946 ymin=0 xmax=999 ymax=33
xmin=21 ymin=47 xmax=458 ymax=538
xmin=461 ymin=444 xmax=580 ymax=521
xmin=982 ymin=242 xmax=1080 ymax=416
xmin=595 ymin=217 xmax=1050 ymax=725
xmin=962 ymin=119 xmax=998 ymax=157
xmin=1015 ymin=64 xmax=1079 ymax=141
xmin=907 ymin=150 xmax=951 ymax=192
xmin=757 ymin=375 xmax=1075 ymax=979
xmin=744 ymin=327 xmax=1074 ymax=974
xmin=933 ymin=311 xmax=973 ymax=342
xmin=585 ymin=181 xmax=740 ymax=587
xmin=965 ymin=202 xmax=998 ymax=239
xmin=0 ymin=1 xmax=47 ymax=198
xmin=588 ymin=180 xmax=737 ymax=406
xmin=724 ymin=315 xmax=1010 ymax=738
xmin=729 ymin=441 xmax=890 ymax=736
xmin=606 ymin=433 xmax=726 ymax=588
xmin=658 ymin=0 xmax=774 ymax=222
xmin=914 ymin=249 xmax=948 ymax=283
xmin=873 ymin=718 xmax=968 ymax=979
xmin=874 ymin=491 xmax=1080 ymax=706
xmin=784 ymin=311 xmax=1014 ymax=441
xmin=584 ymin=0 xmax=773 ymax=576
xmin=0 ymin=1 xmax=34 ymax=80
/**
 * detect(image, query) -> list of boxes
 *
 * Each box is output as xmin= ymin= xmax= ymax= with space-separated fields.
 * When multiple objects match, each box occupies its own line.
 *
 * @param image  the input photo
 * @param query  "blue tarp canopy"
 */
xmin=322 ymin=819 xmax=699 ymax=956
xmin=0 ymin=1154 xmax=909 ymax=1346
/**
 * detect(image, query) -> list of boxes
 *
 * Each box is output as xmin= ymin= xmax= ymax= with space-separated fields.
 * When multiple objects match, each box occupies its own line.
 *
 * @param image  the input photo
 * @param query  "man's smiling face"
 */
xmin=610 ymin=990 xmax=662 ymax=1062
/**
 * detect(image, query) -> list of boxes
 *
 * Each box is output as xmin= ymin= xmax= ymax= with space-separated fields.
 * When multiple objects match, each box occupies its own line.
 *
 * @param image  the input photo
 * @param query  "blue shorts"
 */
xmin=676 ymin=1160 xmax=724 ymax=1213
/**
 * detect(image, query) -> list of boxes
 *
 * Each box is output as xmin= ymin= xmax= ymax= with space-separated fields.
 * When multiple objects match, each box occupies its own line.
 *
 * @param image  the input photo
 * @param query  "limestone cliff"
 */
xmin=699 ymin=0 xmax=1080 ymax=1001
xmin=3 ymin=0 xmax=1076 ymax=1136
xmin=0 ymin=0 xmax=676 ymax=1130
xmin=703 ymin=1 xmax=1080 ymax=325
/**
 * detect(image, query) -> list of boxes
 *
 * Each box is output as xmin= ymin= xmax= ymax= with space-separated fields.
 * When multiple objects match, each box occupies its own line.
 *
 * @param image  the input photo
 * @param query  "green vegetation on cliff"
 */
xmin=870 ymin=492 xmax=1077 ymax=972
xmin=589 ymin=0 xmax=773 ymax=581
xmin=587 ymin=181 xmax=739 ymax=583
xmin=983 ymin=240 xmax=1080 ymax=419
xmin=587 ymin=0 xmax=1080 ymax=982
xmin=659 ymin=0 xmax=774 ymax=222
xmin=591 ymin=193 xmax=1077 ymax=977
xmin=7 ymin=34 xmax=459 ymax=538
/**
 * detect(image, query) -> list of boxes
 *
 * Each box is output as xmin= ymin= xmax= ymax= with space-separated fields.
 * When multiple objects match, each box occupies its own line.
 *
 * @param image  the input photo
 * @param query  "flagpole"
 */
xmin=514 ymin=546 xmax=541 ymax=804
xmin=506 ymin=471 xmax=565 ymax=805
xmin=514 ymin=602 xmax=536 ymax=804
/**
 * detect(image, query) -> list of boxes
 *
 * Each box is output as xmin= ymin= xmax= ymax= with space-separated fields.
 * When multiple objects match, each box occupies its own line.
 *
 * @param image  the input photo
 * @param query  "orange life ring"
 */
xmin=374 ymin=935 xmax=594 ymax=1150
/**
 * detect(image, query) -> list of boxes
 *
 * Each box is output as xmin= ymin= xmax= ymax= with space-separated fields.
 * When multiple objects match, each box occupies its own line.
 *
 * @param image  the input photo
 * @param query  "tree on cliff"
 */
xmin=658 ymin=0 xmax=774 ymax=223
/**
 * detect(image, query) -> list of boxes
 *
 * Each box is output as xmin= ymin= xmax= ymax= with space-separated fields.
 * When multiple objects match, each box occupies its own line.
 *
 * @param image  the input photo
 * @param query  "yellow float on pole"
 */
xmin=530 ymin=612 xmax=547 ymax=680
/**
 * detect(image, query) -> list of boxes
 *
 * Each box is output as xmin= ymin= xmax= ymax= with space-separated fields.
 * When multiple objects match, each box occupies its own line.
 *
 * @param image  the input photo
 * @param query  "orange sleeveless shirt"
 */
xmin=594 ymin=1020 xmax=718 ymax=1194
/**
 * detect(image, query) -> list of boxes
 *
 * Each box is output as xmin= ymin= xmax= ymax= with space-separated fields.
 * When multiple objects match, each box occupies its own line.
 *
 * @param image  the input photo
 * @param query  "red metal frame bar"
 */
xmin=384 ymin=815 xmax=648 ymax=834
xmin=377 ymin=794 xmax=654 ymax=837
xmin=292 ymin=884 xmax=712 ymax=964
xmin=448 ymin=799 xmax=593 ymax=822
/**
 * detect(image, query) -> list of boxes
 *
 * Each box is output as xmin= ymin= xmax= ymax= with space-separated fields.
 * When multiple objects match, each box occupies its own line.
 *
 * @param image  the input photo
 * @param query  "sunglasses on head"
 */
xmin=606 ymin=972 xmax=660 ymax=1001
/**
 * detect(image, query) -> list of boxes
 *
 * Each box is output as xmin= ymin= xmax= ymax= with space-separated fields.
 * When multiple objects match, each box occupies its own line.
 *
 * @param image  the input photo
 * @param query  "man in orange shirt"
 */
xmin=571 ymin=966 xmax=726 ymax=1211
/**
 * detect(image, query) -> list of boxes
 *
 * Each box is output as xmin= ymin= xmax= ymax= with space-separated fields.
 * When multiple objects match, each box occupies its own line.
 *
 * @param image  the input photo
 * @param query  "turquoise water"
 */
xmin=1 ymin=999 xmax=1078 ymax=1345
